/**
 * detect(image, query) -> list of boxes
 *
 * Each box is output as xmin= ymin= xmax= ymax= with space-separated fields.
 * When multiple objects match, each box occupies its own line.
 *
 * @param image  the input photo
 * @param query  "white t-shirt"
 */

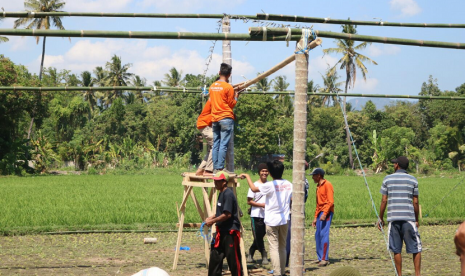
xmin=258 ymin=179 xmax=293 ymax=227
xmin=247 ymin=181 xmax=266 ymax=218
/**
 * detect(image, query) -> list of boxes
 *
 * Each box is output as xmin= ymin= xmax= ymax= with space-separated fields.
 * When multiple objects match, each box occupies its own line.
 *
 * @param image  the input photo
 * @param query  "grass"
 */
xmin=1 ymin=169 xmax=464 ymax=235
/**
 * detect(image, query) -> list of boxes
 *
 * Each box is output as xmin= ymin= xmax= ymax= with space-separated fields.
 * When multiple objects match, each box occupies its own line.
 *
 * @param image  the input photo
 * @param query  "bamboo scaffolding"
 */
xmin=248 ymin=27 xmax=465 ymax=49
xmin=3 ymin=12 xmax=465 ymax=29
xmin=1 ymin=28 xmax=464 ymax=50
xmin=255 ymin=13 xmax=465 ymax=28
xmin=2 ymin=87 xmax=464 ymax=100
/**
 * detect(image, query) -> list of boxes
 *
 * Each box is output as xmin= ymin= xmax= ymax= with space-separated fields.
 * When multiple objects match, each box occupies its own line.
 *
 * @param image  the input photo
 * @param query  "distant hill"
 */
xmin=348 ymin=97 xmax=417 ymax=111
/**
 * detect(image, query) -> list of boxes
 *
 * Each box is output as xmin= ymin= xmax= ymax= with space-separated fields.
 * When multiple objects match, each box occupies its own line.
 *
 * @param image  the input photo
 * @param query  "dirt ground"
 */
xmin=0 ymin=225 xmax=461 ymax=276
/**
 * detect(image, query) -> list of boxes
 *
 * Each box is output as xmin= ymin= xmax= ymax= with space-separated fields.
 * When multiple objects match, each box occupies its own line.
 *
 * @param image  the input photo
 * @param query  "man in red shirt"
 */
xmin=311 ymin=168 xmax=334 ymax=267
xmin=209 ymin=63 xmax=239 ymax=172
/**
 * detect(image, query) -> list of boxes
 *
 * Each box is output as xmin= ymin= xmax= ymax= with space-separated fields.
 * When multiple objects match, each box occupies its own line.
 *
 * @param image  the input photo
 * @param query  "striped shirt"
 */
xmin=380 ymin=169 xmax=418 ymax=222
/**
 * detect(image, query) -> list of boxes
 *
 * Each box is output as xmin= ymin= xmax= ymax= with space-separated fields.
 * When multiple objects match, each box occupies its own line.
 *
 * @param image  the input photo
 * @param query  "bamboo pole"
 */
xmin=3 ymin=87 xmax=465 ymax=100
xmin=255 ymin=13 xmax=465 ymax=28
xmin=3 ymin=12 xmax=465 ymax=29
xmin=249 ymin=27 xmax=465 ymax=49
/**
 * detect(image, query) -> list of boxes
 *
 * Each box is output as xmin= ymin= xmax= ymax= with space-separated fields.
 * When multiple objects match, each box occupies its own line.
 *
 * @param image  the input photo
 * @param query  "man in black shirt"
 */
xmin=205 ymin=171 xmax=243 ymax=276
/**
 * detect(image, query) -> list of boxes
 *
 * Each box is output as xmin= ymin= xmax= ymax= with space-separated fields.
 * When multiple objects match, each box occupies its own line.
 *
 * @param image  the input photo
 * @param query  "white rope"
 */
xmin=285 ymin=27 xmax=292 ymax=47
xmin=335 ymin=94 xmax=399 ymax=276
xmin=262 ymin=26 xmax=267 ymax=41
xmin=152 ymin=85 xmax=157 ymax=91
xmin=265 ymin=13 xmax=269 ymax=20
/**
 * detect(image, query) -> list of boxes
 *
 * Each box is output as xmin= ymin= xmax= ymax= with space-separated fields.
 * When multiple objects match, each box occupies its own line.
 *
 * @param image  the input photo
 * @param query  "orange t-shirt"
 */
xmin=314 ymin=179 xmax=335 ymax=218
xmin=209 ymin=80 xmax=237 ymax=122
xmin=196 ymin=99 xmax=212 ymax=129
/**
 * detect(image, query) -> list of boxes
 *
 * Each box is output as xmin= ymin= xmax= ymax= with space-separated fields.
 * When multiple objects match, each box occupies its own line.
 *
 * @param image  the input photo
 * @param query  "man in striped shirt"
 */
xmin=377 ymin=156 xmax=422 ymax=276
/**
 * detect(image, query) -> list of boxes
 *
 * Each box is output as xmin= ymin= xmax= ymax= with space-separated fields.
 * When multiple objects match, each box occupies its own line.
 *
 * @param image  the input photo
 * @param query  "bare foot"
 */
xmin=195 ymin=169 xmax=204 ymax=176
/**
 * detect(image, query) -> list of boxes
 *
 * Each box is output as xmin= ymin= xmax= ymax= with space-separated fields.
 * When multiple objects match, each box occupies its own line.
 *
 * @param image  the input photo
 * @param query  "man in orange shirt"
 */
xmin=310 ymin=168 xmax=334 ymax=267
xmin=209 ymin=63 xmax=239 ymax=171
xmin=196 ymin=98 xmax=213 ymax=176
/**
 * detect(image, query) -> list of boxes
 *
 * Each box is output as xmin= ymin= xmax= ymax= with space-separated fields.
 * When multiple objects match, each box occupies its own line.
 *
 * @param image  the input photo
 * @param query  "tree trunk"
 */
xmin=344 ymin=76 xmax=354 ymax=169
xmin=222 ymin=16 xmax=234 ymax=173
xmin=27 ymin=36 xmax=47 ymax=141
xmin=290 ymin=39 xmax=308 ymax=276
xmin=39 ymin=36 xmax=46 ymax=81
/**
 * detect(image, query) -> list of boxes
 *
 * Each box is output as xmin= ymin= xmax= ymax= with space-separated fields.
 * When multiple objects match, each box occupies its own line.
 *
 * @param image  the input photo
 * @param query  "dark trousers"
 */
xmin=208 ymin=231 xmax=243 ymax=276
xmin=249 ymin=217 xmax=266 ymax=255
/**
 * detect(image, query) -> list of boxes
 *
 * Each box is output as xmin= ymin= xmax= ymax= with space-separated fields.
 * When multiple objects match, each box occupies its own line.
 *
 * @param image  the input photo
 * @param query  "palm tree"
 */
xmin=0 ymin=18 xmax=9 ymax=43
xmin=322 ymin=22 xmax=377 ymax=169
xmin=318 ymin=69 xmax=343 ymax=107
xmin=273 ymin=76 xmax=293 ymax=118
xmin=129 ymin=75 xmax=149 ymax=103
xmin=103 ymin=55 xmax=133 ymax=106
xmin=92 ymin=66 xmax=108 ymax=87
xmin=254 ymin=73 xmax=273 ymax=92
xmin=162 ymin=67 xmax=184 ymax=87
xmin=14 ymin=0 xmax=66 ymax=81
xmin=81 ymin=71 xmax=99 ymax=115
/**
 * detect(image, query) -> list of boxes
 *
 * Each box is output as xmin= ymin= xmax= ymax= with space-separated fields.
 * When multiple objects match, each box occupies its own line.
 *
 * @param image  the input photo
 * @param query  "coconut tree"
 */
xmin=323 ymin=22 xmax=377 ymax=169
xmin=103 ymin=55 xmax=133 ymax=106
xmin=254 ymin=73 xmax=272 ymax=92
xmin=129 ymin=75 xmax=149 ymax=103
xmin=81 ymin=71 xmax=100 ymax=116
xmin=14 ymin=0 xmax=66 ymax=81
xmin=0 ymin=18 xmax=9 ymax=43
xmin=318 ymin=69 xmax=343 ymax=107
xmin=162 ymin=67 xmax=184 ymax=87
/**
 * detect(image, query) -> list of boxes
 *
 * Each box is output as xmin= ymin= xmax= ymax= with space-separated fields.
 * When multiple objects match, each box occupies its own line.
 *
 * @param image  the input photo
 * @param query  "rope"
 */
xmin=295 ymin=28 xmax=317 ymax=54
xmin=262 ymin=26 xmax=267 ymax=41
xmin=285 ymin=27 xmax=292 ymax=47
xmin=335 ymin=93 xmax=399 ymax=276
xmin=424 ymin=176 xmax=465 ymax=217
xmin=198 ymin=222 xmax=213 ymax=244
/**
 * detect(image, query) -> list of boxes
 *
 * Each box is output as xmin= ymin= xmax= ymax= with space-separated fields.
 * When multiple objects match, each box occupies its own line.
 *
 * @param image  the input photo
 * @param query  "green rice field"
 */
xmin=0 ymin=169 xmax=464 ymax=235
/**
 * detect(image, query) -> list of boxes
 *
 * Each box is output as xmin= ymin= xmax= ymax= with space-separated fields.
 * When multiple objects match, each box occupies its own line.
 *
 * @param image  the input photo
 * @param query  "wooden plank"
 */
xmin=173 ymin=186 xmax=189 ymax=270
xmin=202 ymin=187 xmax=214 ymax=217
xmin=182 ymin=181 xmax=240 ymax=188
xmin=189 ymin=189 xmax=206 ymax=221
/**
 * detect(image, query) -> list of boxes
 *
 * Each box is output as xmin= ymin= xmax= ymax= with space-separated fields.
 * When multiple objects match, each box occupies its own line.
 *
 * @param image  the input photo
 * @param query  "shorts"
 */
xmin=388 ymin=221 xmax=422 ymax=254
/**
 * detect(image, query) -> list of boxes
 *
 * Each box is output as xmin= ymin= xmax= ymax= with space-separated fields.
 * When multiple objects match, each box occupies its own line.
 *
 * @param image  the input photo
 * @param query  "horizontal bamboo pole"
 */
xmin=249 ymin=27 xmax=465 ymax=49
xmin=2 ymin=28 xmax=464 ymax=50
xmin=0 ymin=28 xmax=296 ymax=41
xmin=255 ymin=13 xmax=465 ymax=28
xmin=3 ymin=12 xmax=464 ymax=29
xmin=2 ymin=86 xmax=465 ymax=100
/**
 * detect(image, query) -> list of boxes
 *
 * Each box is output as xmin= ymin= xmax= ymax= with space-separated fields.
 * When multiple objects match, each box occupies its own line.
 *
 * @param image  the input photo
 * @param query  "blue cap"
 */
xmin=309 ymin=168 xmax=325 ymax=176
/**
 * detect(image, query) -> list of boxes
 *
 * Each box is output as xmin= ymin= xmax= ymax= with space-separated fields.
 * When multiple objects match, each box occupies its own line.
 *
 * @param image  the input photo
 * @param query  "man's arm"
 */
xmin=247 ymin=197 xmax=265 ymax=208
xmin=239 ymin=174 xmax=259 ymax=193
xmin=205 ymin=211 xmax=232 ymax=226
xmin=413 ymin=195 xmax=420 ymax=227
xmin=227 ymin=85 xmax=237 ymax=109
xmin=377 ymin=195 xmax=388 ymax=230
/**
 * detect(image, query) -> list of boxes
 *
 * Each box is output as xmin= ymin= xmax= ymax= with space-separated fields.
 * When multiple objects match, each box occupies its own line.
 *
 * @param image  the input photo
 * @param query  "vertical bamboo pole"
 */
xmin=290 ymin=38 xmax=309 ymax=276
xmin=222 ymin=16 xmax=235 ymax=173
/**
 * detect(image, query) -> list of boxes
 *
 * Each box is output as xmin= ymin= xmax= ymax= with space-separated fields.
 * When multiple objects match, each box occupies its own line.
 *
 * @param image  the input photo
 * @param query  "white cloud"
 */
xmin=353 ymin=77 xmax=379 ymax=92
xmin=366 ymin=44 xmax=401 ymax=57
xmin=7 ymin=36 xmax=33 ymax=52
xmin=31 ymin=39 xmax=254 ymax=83
xmin=390 ymin=0 xmax=422 ymax=17
xmin=64 ymin=0 xmax=133 ymax=12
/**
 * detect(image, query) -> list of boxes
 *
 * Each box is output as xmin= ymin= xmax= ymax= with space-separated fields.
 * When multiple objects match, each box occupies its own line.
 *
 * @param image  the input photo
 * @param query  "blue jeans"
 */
xmin=212 ymin=118 xmax=234 ymax=170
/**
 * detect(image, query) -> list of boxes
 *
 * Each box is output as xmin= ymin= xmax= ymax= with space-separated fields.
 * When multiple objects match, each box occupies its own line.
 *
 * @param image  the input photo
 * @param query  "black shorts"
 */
xmin=388 ymin=221 xmax=422 ymax=254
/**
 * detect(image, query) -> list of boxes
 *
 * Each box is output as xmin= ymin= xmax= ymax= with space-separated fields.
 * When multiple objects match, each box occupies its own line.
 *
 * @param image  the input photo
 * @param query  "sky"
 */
xmin=0 ymin=0 xmax=464 ymax=96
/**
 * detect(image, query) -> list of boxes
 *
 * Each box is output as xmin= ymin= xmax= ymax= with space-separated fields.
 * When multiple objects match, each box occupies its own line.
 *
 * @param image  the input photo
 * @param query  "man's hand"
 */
xmin=312 ymin=218 xmax=317 ymax=228
xmin=238 ymin=173 xmax=248 ymax=180
xmin=377 ymin=219 xmax=385 ymax=231
xmin=415 ymin=221 xmax=419 ymax=228
xmin=205 ymin=216 xmax=215 ymax=227
xmin=320 ymin=214 xmax=327 ymax=221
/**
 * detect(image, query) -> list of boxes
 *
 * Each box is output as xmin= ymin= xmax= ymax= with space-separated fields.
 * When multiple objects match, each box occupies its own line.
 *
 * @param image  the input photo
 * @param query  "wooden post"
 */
xmin=289 ymin=37 xmax=309 ymax=276
xmin=173 ymin=186 xmax=191 ymax=270
xmin=222 ymin=16 xmax=235 ymax=173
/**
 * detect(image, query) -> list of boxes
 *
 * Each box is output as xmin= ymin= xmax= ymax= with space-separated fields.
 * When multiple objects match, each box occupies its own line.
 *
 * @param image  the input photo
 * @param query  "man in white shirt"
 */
xmin=246 ymin=163 xmax=269 ymax=264
xmin=240 ymin=160 xmax=293 ymax=276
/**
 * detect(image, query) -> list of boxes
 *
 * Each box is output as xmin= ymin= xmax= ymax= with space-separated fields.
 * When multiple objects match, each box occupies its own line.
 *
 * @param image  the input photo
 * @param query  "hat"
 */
xmin=212 ymin=171 xmax=229 ymax=181
xmin=391 ymin=156 xmax=409 ymax=169
xmin=329 ymin=266 xmax=361 ymax=276
xmin=310 ymin=168 xmax=325 ymax=176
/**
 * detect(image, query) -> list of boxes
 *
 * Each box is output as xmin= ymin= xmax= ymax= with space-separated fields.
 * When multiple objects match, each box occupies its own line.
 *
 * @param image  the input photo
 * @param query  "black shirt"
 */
xmin=215 ymin=188 xmax=240 ymax=232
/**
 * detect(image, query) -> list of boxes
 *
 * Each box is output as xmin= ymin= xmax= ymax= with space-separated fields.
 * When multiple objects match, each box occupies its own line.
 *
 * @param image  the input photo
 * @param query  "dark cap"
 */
xmin=309 ymin=168 xmax=325 ymax=176
xmin=391 ymin=156 xmax=409 ymax=169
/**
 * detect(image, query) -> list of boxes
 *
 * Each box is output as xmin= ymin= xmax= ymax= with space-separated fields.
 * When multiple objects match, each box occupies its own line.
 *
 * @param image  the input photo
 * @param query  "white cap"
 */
xmin=131 ymin=267 xmax=170 ymax=276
